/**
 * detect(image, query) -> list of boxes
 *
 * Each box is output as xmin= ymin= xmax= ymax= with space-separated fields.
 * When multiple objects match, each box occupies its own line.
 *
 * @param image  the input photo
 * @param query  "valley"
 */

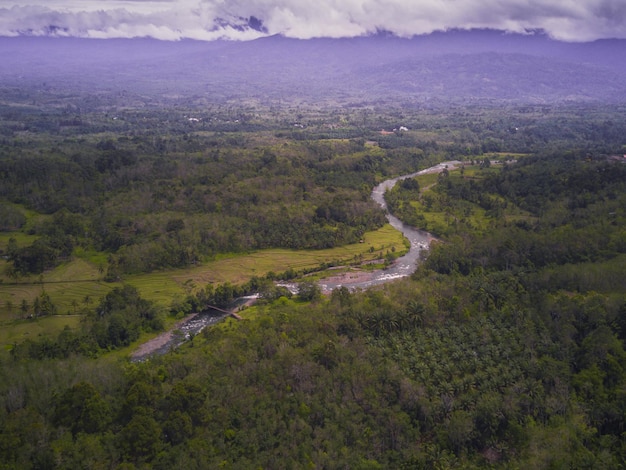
xmin=0 ymin=31 xmax=625 ymax=469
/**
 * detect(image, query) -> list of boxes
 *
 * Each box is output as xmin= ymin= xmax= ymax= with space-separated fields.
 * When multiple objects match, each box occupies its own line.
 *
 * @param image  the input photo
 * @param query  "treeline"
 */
xmin=2 ymin=263 xmax=624 ymax=467
xmin=424 ymin=155 xmax=626 ymax=274
xmin=4 ymin=210 xmax=84 ymax=277
xmin=3 ymin=103 xmax=625 ymax=279
xmin=10 ymin=272 xmax=312 ymax=361
xmin=0 ymin=126 xmax=399 ymax=277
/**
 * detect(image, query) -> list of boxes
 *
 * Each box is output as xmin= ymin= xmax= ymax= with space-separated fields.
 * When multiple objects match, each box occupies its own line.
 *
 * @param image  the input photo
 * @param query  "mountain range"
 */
xmin=1 ymin=29 xmax=625 ymax=105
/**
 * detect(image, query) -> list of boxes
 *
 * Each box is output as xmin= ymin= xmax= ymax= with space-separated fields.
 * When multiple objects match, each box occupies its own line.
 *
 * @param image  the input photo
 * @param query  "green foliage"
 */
xmin=90 ymin=285 xmax=163 ymax=349
xmin=1 ymin=101 xmax=626 ymax=468
xmin=1 ymin=108 xmax=402 ymax=276
xmin=10 ymin=285 xmax=162 ymax=359
xmin=53 ymin=382 xmax=111 ymax=435
xmin=0 ymin=203 xmax=26 ymax=230
xmin=119 ymin=412 xmax=163 ymax=462
xmin=414 ymin=156 xmax=626 ymax=275
xmin=297 ymin=280 xmax=322 ymax=302
xmin=7 ymin=237 xmax=60 ymax=275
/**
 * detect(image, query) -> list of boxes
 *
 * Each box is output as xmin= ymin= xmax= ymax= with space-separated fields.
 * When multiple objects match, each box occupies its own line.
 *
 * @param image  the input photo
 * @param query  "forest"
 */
xmin=0 ymin=91 xmax=625 ymax=468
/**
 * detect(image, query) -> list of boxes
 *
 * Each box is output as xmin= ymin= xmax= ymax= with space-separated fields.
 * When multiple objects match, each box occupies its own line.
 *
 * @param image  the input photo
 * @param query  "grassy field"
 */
xmin=0 ymin=314 xmax=82 ymax=354
xmin=0 ymin=222 xmax=404 ymax=357
xmin=0 ymin=223 xmax=405 ymax=327
xmin=0 ymin=157 xmax=534 ymax=359
xmin=126 ymin=223 xmax=406 ymax=305
xmin=0 ymin=231 xmax=38 ymax=251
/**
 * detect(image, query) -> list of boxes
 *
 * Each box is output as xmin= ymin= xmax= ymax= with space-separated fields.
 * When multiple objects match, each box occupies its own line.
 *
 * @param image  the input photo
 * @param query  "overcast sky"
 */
xmin=0 ymin=0 xmax=625 ymax=42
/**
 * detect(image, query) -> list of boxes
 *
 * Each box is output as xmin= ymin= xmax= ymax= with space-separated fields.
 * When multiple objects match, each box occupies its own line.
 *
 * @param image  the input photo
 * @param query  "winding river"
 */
xmin=131 ymin=161 xmax=460 ymax=360
xmin=319 ymin=162 xmax=460 ymax=291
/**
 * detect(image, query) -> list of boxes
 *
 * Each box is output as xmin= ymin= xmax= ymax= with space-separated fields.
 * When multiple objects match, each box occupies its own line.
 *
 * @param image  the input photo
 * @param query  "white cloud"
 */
xmin=0 ymin=0 xmax=625 ymax=41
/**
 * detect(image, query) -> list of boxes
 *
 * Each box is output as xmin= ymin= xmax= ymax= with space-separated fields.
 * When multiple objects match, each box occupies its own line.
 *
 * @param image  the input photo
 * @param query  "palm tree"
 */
xmin=5 ymin=300 xmax=14 ymax=317
xmin=20 ymin=299 xmax=29 ymax=318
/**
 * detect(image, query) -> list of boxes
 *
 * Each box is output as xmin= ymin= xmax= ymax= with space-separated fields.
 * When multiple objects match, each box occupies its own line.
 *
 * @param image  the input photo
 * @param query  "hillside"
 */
xmin=1 ymin=30 xmax=626 ymax=105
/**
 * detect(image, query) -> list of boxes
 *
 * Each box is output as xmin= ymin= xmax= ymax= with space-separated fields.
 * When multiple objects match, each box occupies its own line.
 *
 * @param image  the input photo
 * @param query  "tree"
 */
xmin=166 ymin=218 xmax=185 ymax=233
xmin=10 ymin=239 xmax=58 ymax=275
xmin=400 ymin=177 xmax=420 ymax=192
xmin=213 ymin=282 xmax=236 ymax=307
xmin=35 ymin=291 xmax=56 ymax=317
xmin=163 ymin=411 xmax=193 ymax=445
xmin=6 ymin=236 xmax=18 ymax=258
xmin=5 ymin=300 xmax=14 ymax=317
xmin=54 ymin=382 xmax=111 ymax=435
xmin=297 ymin=281 xmax=321 ymax=302
xmin=19 ymin=299 xmax=29 ymax=318
xmin=32 ymin=297 xmax=40 ymax=317
xmin=90 ymin=285 xmax=161 ymax=349
xmin=119 ymin=413 xmax=162 ymax=463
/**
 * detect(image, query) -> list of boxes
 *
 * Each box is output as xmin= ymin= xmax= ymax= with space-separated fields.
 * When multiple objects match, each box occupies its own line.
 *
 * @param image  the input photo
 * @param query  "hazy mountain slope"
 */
xmin=1 ymin=30 xmax=625 ymax=105
xmin=355 ymin=52 xmax=626 ymax=102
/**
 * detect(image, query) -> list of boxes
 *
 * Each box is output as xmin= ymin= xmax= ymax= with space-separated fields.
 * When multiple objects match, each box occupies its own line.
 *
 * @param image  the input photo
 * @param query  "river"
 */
xmin=317 ymin=160 xmax=462 ymax=291
xmin=131 ymin=161 xmax=461 ymax=360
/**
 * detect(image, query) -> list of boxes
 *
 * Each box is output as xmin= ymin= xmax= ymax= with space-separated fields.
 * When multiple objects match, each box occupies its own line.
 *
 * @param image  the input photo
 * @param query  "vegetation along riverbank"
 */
xmin=1 ymin=95 xmax=625 ymax=468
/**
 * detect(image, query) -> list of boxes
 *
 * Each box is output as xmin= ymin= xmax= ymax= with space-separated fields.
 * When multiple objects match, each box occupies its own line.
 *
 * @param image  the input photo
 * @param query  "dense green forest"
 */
xmin=1 ymin=97 xmax=625 ymax=468
xmin=2 ymin=102 xmax=623 ymax=276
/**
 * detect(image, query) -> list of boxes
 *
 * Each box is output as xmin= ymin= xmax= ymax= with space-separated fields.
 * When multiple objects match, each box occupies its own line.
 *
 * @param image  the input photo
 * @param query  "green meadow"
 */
xmin=0 ymin=223 xmax=406 ymax=350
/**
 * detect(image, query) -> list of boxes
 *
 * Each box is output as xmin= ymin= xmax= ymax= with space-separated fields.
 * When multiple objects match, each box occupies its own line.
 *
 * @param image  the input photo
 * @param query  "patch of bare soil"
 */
xmin=130 ymin=313 xmax=198 ymax=360
xmin=319 ymin=269 xmax=378 ymax=293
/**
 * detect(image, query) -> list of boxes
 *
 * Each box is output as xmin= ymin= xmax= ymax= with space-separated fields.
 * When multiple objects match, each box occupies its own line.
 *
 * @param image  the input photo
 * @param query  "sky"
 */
xmin=0 ymin=0 xmax=625 ymax=42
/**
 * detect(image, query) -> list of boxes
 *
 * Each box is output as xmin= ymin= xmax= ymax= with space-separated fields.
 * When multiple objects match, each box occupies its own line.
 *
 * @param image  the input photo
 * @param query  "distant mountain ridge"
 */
xmin=0 ymin=29 xmax=625 ymax=105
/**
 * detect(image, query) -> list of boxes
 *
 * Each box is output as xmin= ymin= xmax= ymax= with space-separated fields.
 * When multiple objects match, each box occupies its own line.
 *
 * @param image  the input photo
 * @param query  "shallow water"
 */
xmin=318 ymin=163 xmax=462 ymax=291
xmin=131 ymin=296 xmax=257 ymax=361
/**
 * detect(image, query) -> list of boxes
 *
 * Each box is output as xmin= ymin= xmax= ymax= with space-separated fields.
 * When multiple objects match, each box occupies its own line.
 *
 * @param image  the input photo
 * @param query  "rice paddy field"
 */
xmin=0 ymin=223 xmax=406 ymax=352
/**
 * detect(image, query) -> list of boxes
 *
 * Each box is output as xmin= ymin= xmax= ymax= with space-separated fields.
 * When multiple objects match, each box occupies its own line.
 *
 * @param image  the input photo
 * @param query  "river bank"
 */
xmin=130 ymin=313 xmax=199 ymax=361
xmin=131 ymin=161 xmax=458 ymax=359
xmin=130 ymin=297 xmax=257 ymax=361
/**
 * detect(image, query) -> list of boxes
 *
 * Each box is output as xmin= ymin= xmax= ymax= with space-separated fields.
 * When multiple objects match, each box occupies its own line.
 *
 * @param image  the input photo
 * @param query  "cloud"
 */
xmin=0 ymin=0 xmax=625 ymax=41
